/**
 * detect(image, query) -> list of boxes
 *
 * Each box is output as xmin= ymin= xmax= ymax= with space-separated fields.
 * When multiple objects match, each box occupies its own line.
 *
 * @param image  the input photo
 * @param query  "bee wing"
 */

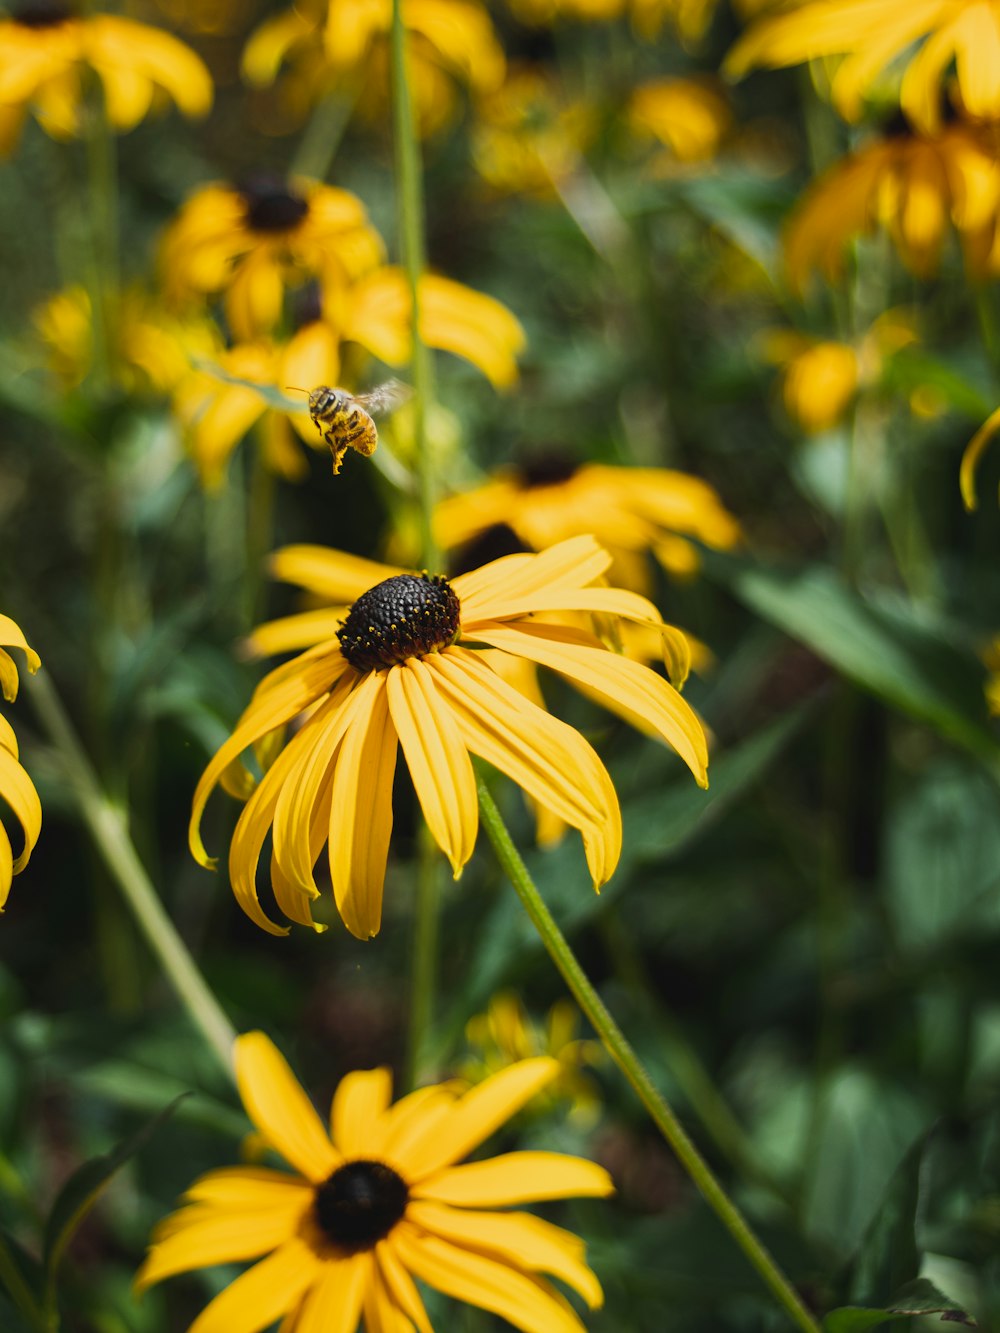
xmin=353 ymin=379 xmax=412 ymax=418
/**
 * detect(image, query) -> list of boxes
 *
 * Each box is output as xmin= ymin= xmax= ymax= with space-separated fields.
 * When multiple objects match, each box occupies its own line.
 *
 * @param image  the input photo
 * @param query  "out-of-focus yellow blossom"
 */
xmin=432 ymin=461 xmax=741 ymax=591
xmin=784 ymin=120 xmax=1000 ymax=287
xmin=33 ymin=284 xmax=218 ymax=394
xmin=628 ymin=76 xmax=732 ymax=167
xmin=242 ymin=0 xmax=504 ymax=138
xmin=0 ymin=615 xmax=41 ymax=912
xmin=0 ymin=4 xmax=211 ymax=155
xmin=760 ymin=313 xmax=918 ymax=433
xmin=472 ymin=65 xmax=595 ymax=197
xmin=173 ymin=324 xmax=340 ymax=489
xmin=333 ymin=268 xmax=526 ymax=390
xmin=960 ymin=402 xmax=1000 ymax=508
xmin=460 ymin=992 xmax=605 ymax=1126
xmin=160 ymin=176 xmax=384 ymax=343
xmin=727 ymin=0 xmax=1000 ymax=133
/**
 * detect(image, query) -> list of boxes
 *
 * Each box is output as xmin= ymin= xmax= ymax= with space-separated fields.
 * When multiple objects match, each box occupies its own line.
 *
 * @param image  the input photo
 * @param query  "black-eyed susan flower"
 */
xmin=628 ymin=76 xmax=732 ymax=168
xmin=727 ymin=0 xmax=1000 ymax=132
xmin=161 ymin=176 xmax=384 ymax=342
xmin=190 ymin=536 xmax=708 ymax=938
xmin=461 ymin=993 xmax=604 ymax=1125
xmin=783 ymin=119 xmax=1000 ymax=287
xmin=137 ymin=1031 xmax=613 ymax=1332
xmin=432 ymin=460 xmax=741 ymax=588
xmin=0 ymin=3 xmax=211 ymax=155
xmin=0 ymin=615 xmax=41 ymax=910
xmin=243 ymin=0 xmax=505 ymax=138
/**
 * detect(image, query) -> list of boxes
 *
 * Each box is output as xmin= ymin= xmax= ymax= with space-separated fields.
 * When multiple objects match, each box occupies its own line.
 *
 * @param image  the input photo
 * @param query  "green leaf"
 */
xmin=824 ymin=1278 xmax=977 ymax=1330
xmin=701 ymin=552 xmax=996 ymax=761
xmin=42 ymin=1095 xmax=188 ymax=1298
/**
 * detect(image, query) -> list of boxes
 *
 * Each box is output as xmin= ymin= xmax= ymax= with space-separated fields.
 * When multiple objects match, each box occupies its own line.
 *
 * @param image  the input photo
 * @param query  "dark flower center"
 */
xmin=240 ymin=175 xmax=310 ymax=233
xmin=517 ymin=453 xmax=580 ymax=488
xmin=13 ymin=1 xmax=73 ymax=25
xmin=313 ymin=1160 xmax=409 ymax=1250
xmin=338 ymin=573 xmax=460 ymax=672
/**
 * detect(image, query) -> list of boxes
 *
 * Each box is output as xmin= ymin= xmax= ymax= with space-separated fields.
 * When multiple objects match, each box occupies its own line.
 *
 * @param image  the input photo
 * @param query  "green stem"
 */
xmin=477 ymin=778 xmax=822 ymax=1333
xmin=25 ymin=671 xmax=237 ymax=1081
xmin=391 ymin=0 xmax=442 ymax=1091
xmin=0 ymin=1233 xmax=46 ymax=1333
xmin=290 ymin=81 xmax=360 ymax=181
xmin=390 ymin=0 xmax=436 ymax=569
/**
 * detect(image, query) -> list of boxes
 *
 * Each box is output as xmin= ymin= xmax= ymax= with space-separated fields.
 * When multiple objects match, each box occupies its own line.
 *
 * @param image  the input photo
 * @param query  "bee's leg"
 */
xmin=326 ymin=434 xmax=348 ymax=474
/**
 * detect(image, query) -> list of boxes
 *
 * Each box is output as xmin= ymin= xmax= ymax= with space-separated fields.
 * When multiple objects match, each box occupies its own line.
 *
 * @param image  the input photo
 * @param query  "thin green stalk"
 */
xmin=477 ymin=778 xmax=822 ymax=1333
xmin=391 ymin=0 xmax=442 ymax=1091
xmin=82 ymin=77 xmax=120 ymax=391
xmin=290 ymin=82 xmax=360 ymax=181
xmin=390 ymin=0 xmax=436 ymax=569
xmin=25 ymin=671 xmax=237 ymax=1081
xmin=0 ymin=1233 xmax=46 ymax=1333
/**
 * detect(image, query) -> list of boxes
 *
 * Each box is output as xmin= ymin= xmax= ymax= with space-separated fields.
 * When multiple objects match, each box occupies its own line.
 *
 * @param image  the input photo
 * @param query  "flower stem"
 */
xmin=0 ymin=1233 xmax=46 ymax=1333
xmin=25 ymin=671 xmax=237 ymax=1081
xmin=290 ymin=80 xmax=359 ymax=181
xmin=391 ymin=0 xmax=443 ymax=1090
xmin=82 ymin=73 xmax=120 ymax=391
xmin=476 ymin=778 xmax=822 ymax=1333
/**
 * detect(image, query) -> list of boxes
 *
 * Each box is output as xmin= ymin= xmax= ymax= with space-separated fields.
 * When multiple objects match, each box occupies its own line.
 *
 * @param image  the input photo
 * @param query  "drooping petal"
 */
xmin=330 ymin=1067 xmax=394 ymax=1157
xmin=375 ymin=1240 xmax=434 ymax=1333
xmin=189 ymin=645 xmax=346 ymax=868
xmin=187 ymin=1238 xmax=322 ymax=1333
xmin=472 ymin=622 xmax=708 ymax=787
xmin=402 ymin=1058 xmax=558 ymax=1181
xmin=0 ymin=747 xmax=42 ymax=877
xmin=287 ymin=1251 xmax=371 ymax=1333
xmin=329 ymin=672 xmax=399 ymax=939
xmin=406 ymin=1201 xmax=604 ymax=1309
xmin=425 ymin=648 xmax=621 ymax=887
xmin=414 ymin=1151 xmax=613 ymax=1207
xmin=385 ymin=659 xmax=477 ymax=878
xmin=234 ymin=1032 xmax=341 ymax=1182
xmin=392 ymin=1223 xmax=587 ymax=1333
xmin=0 ymin=614 xmax=41 ymax=690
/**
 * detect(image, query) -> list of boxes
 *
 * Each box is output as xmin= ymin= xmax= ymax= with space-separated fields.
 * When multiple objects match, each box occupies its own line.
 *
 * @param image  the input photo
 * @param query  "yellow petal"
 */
xmin=0 ymin=712 xmax=18 ymax=759
xmin=453 ymin=536 xmax=610 ymax=624
xmin=0 ymin=747 xmax=42 ymax=875
xmin=0 ymin=820 xmax=12 ymax=911
xmin=330 ymin=1067 xmax=394 ymax=1156
xmin=86 ymin=16 xmax=213 ymax=119
xmin=954 ymin=3 xmax=1000 ymax=122
xmin=185 ymin=1167 xmax=315 ymax=1209
xmin=0 ymin=614 xmax=41 ymax=689
xmin=391 ymin=1223 xmax=587 ymax=1333
xmin=293 ymin=1252 xmax=372 ymax=1333
xmin=189 ymin=645 xmax=346 ymax=868
xmin=268 ymin=545 xmax=401 ymax=600
xmin=406 ymin=1201 xmax=603 ymax=1309
xmin=95 ymin=63 xmax=153 ymax=131
xmin=415 ymin=1151 xmax=613 ymax=1207
xmin=329 ymin=672 xmax=398 ymax=939
xmin=462 ymin=585 xmax=666 ymax=629
xmin=234 ymin=1032 xmax=341 ymax=1182
xmin=136 ymin=1196 xmax=308 ymax=1291
xmin=376 ymin=1086 xmax=459 ymax=1173
xmin=188 ymin=1238 xmax=322 ymax=1333
xmin=960 ymin=403 xmax=1000 ymax=510
xmin=425 ymin=648 xmax=621 ymax=887
xmin=241 ymin=8 xmax=316 ymax=89
xmin=402 ymin=1059 xmax=559 ymax=1181
xmin=475 ymin=622 xmax=709 ymax=786
xmin=384 ymin=659 xmax=477 ymax=878
xmin=375 ymin=1239 xmax=433 ymax=1333
xmin=244 ymin=609 xmax=349 ymax=660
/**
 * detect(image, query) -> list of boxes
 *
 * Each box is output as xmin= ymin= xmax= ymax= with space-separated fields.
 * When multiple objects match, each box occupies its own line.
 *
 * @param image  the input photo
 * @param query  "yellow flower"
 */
xmin=0 ymin=615 xmax=42 ymax=911
xmin=727 ymin=0 xmax=1000 ymax=133
xmin=34 ymin=283 xmax=219 ymax=394
xmin=432 ymin=460 xmax=741 ymax=588
xmin=628 ymin=76 xmax=732 ymax=167
xmin=242 ymin=0 xmax=504 ymax=138
xmin=461 ymin=993 xmax=604 ymax=1125
xmin=471 ymin=65 xmax=595 ymax=197
xmin=760 ymin=314 xmax=919 ymax=433
xmin=172 ymin=324 xmax=340 ymax=489
xmin=190 ymin=536 xmax=709 ymax=939
xmin=783 ymin=120 xmax=1000 ymax=287
xmin=0 ymin=4 xmax=211 ymax=154
xmin=137 ymin=1032 xmax=614 ymax=1333
xmin=160 ymin=176 xmax=384 ymax=342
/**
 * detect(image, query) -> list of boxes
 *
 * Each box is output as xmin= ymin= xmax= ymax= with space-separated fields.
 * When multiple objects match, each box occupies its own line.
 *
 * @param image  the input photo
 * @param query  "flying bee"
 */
xmin=288 ymin=380 xmax=410 ymax=475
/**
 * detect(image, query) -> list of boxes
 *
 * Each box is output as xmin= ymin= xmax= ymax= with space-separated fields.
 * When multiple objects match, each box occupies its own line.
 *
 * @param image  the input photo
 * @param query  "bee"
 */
xmin=289 ymin=380 xmax=410 ymax=475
